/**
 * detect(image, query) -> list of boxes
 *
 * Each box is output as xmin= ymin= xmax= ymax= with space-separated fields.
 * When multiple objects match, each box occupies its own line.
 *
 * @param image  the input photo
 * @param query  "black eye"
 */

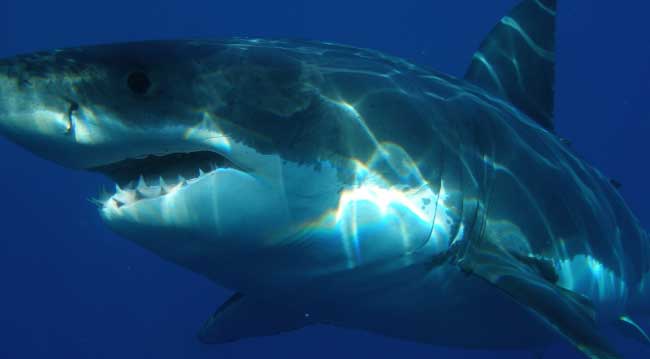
xmin=127 ymin=71 xmax=151 ymax=95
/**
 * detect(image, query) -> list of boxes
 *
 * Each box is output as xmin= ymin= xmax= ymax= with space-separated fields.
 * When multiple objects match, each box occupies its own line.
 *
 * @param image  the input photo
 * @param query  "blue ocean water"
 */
xmin=0 ymin=0 xmax=648 ymax=358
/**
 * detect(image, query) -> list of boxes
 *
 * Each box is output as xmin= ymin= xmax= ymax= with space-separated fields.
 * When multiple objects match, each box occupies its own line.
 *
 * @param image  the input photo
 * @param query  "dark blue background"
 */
xmin=1 ymin=1 xmax=648 ymax=358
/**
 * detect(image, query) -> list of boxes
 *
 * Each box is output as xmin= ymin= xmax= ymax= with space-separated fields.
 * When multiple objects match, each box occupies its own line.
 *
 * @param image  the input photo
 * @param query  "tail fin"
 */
xmin=465 ymin=0 xmax=557 ymax=131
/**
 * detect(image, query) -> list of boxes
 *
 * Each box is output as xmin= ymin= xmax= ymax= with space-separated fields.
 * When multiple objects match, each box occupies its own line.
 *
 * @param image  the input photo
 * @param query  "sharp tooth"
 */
xmin=112 ymin=198 xmax=125 ymax=208
xmin=115 ymin=184 xmax=123 ymax=193
xmin=159 ymin=177 xmax=169 ymax=195
xmin=137 ymin=175 xmax=147 ymax=189
xmin=177 ymin=175 xmax=187 ymax=186
xmin=134 ymin=189 xmax=145 ymax=200
xmin=199 ymin=168 xmax=205 ymax=177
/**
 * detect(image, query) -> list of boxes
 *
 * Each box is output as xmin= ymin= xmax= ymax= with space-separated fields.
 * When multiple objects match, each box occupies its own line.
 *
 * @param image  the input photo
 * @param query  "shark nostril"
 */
xmin=65 ymin=100 xmax=79 ymax=135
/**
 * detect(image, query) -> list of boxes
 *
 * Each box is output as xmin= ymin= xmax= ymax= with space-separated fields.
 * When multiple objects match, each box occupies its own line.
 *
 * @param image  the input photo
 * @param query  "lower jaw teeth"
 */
xmin=102 ymin=167 xmax=222 ymax=208
xmin=108 ymin=180 xmax=184 ymax=208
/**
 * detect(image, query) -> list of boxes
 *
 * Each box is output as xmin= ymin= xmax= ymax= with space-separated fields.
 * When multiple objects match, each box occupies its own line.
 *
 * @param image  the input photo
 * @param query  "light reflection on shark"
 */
xmin=0 ymin=0 xmax=648 ymax=357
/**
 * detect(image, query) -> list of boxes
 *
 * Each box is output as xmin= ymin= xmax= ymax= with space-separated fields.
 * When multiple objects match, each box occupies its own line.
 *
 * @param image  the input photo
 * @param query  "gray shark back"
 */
xmin=197 ymin=30 xmax=650 ymax=356
xmin=179 ymin=4 xmax=650 ymax=355
xmin=220 ymin=0 xmax=650 ymax=355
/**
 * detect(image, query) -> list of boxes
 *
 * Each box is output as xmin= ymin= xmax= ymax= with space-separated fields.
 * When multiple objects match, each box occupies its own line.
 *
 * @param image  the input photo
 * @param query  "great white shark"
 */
xmin=0 ymin=0 xmax=648 ymax=357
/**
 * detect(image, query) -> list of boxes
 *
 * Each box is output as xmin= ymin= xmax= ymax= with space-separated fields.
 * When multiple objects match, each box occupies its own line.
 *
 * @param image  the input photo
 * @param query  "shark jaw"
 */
xmin=93 ymin=145 xmax=296 ymax=288
xmin=91 ymin=150 xmax=243 ymax=210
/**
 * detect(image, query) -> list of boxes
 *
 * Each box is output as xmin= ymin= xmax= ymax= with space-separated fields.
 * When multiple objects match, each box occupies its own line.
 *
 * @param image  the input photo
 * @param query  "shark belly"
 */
xmin=283 ymin=258 xmax=551 ymax=349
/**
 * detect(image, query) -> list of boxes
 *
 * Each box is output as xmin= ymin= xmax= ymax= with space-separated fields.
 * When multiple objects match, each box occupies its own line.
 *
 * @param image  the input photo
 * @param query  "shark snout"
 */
xmin=0 ymin=76 xmax=92 ymax=169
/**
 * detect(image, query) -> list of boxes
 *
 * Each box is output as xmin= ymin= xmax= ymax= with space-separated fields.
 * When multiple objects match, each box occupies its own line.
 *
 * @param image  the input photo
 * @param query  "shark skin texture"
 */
xmin=0 ymin=0 xmax=648 ymax=357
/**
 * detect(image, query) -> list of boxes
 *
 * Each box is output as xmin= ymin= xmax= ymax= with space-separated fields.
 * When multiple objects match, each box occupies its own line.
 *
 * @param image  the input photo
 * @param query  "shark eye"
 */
xmin=127 ymin=71 xmax=151 ymax=95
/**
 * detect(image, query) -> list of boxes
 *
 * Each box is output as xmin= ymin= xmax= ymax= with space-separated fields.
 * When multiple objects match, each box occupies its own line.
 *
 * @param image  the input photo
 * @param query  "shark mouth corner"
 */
xmin=91 ymin=151 xmax=239 ymax=208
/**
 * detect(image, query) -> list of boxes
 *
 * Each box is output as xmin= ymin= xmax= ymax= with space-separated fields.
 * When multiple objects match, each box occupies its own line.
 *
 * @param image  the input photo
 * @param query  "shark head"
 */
xmin=0 ymin=40 xmax=440 ymax=290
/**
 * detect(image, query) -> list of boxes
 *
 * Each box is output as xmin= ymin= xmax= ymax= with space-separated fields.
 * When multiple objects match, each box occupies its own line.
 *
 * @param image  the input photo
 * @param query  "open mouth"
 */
xmin=92 ymin=151 xmax=239 ymax=208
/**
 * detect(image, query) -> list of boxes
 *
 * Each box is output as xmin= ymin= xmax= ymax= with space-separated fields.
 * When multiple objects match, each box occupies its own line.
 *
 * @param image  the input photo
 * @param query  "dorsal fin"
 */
xmin=465 ymin=0 xmax=557 ymax=131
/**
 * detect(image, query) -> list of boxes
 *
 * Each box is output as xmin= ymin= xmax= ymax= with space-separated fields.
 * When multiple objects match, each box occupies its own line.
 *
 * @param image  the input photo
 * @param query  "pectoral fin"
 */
xmin=615 ymin=315 xmax=650 ymax=346
xmin=458 ymin=240 xmax=620 ymax=359
xmin=198 ymin=293 xmax=311 ymax=344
